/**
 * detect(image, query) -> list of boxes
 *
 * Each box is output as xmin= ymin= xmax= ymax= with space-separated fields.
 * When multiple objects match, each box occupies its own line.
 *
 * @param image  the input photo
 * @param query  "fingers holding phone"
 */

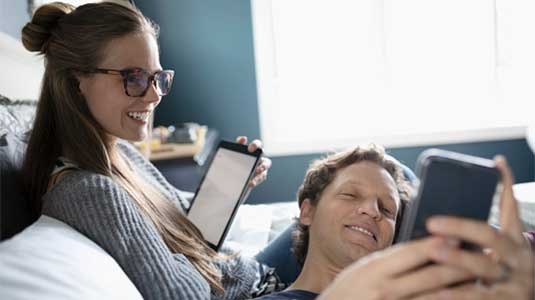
xmin=421 ymin=157 xmax=534 ymax=300
xmin=396 ymin=149 xmax=500 ymax=246
xmin=317 ymin=237 xmax=472 ymax=300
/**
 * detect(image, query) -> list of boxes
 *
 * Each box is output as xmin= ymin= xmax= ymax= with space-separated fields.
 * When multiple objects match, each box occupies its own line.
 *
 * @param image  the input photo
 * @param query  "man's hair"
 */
xmin=292 ymin=144 xmax=413 ymax=266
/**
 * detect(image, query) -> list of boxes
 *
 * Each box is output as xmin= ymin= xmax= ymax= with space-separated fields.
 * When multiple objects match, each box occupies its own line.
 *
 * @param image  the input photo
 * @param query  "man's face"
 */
xmin=300 ymin=161 xmax=401 ymax=269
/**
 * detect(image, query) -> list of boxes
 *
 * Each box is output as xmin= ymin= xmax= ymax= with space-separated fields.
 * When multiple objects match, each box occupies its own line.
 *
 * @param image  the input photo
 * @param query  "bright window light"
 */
xmin=251 ymin=0 xmax=533 ymax=156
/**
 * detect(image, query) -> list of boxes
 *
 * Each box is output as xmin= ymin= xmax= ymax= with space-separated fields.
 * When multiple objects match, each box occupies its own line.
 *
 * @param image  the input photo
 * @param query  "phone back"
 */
xmin=396 ymin=149 xmax=500 ymax=244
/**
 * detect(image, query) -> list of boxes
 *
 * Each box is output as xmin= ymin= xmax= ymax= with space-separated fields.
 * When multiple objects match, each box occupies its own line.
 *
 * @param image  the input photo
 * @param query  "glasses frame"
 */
xmin=85 ymin=67 xmax=175 ymax=97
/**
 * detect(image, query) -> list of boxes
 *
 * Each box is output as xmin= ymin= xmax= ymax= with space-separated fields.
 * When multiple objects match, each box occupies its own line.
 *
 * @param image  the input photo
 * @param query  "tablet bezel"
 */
xmin=187 ymin=140 xmax=262 ymax=251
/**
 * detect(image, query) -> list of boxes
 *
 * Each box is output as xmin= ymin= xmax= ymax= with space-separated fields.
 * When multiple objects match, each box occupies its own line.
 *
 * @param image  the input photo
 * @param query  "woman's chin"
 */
xmin=131 ymin=133 xmax=148 ymax=142
xmin=114 ymin=130 xmax=148 ymax=142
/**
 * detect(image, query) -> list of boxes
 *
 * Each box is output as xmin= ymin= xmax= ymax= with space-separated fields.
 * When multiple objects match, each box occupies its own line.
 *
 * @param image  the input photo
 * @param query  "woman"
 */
xmin=21 ymin=2 xmax=273 ymax=299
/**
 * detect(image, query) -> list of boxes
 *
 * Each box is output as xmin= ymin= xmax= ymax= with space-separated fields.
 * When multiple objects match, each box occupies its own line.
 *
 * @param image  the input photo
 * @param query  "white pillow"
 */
xmin=0 ymin=215 xmax=143 ymax=300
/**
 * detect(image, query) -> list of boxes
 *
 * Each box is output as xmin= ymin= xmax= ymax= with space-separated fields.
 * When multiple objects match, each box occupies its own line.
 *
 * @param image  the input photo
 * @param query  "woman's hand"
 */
xmin=236 ymin=136 xmax=272 ymax=187
xmin=317 ymin=237 xmax=473 ymax=300
xmin=420 ymin=156 xmax=534 ymax=300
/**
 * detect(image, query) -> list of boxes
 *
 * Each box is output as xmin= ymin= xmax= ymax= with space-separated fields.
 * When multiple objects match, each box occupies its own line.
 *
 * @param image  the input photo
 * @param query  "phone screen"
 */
xmin=187 ymin=145 xmax=260 ymax=249
xmin=412 ymin=160 xmax=499 ymax=240
xmin=397 ymin=150 xmax=500 ymax=245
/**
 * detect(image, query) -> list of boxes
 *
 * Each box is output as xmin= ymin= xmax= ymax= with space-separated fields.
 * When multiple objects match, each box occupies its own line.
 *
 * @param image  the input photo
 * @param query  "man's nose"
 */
xmin=356 ymin=198 xmax=380 ymax=220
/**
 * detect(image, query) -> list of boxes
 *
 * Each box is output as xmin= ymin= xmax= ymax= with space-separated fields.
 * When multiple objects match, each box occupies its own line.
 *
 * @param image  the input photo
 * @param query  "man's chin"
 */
xmin=345 ymin=244 xmax=375 ymax=263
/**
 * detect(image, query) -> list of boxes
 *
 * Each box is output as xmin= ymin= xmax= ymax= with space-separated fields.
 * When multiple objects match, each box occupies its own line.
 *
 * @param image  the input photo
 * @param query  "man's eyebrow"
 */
xmin=382 ymin=194 xmax=397 ymax=204
xmin=341 ymin=181 xmax=398 ymax=203
xmin=339 ymin=180 xmax=365 ymax=187
xmin=381 ymin=188 xmax=401 ymax=206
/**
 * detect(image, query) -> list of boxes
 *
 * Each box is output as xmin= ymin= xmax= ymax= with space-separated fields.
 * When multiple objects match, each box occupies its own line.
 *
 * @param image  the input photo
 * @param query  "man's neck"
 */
xmin=288 ymin=251 xmax=344 ymax=294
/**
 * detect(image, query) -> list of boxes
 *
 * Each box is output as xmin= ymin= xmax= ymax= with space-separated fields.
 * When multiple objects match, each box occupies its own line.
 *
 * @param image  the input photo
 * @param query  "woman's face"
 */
xmin=78 ymin=32 xmax=162 ymax=142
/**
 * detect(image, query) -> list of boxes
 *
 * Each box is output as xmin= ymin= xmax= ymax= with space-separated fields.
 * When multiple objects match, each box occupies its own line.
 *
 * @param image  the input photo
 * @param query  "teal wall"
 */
xmin=250 ymin=139 xmax=534 ymax=204
xmin=139 ymin=0 xmax=260 ymax=140
xmin=138 ymin=1 xmax=535 ymax=204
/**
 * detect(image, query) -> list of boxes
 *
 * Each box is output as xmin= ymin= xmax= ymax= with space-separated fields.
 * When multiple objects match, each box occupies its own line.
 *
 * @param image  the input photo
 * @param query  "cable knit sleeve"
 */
xmin=41 ymin=171 xmax=211 ymax=300
xmin=117 ymin=140 xmax=193 ymax=211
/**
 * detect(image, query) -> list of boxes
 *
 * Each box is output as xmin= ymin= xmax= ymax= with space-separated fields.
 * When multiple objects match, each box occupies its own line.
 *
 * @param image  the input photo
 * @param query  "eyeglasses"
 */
xmin=85 ymin=68 xmax=175 ymax=97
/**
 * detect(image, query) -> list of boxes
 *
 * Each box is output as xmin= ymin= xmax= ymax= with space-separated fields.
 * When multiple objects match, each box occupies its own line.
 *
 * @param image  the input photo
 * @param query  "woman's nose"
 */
xmin=142 ymin=81 xmax=161 ymax=103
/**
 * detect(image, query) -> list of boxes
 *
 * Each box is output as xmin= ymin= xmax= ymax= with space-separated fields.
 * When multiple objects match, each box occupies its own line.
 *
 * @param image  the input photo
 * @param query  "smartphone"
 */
xmin=396 ymin=149 xmax=500 ymax=249
xmin=187 ymin=141 xmax=262 ymax=251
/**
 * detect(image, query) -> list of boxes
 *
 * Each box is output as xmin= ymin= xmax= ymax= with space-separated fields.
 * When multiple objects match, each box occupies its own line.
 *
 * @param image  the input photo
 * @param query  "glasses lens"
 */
xmin=125 ymin=70 xmax=149 ymax=97
xmin=155 ymin=70 xmax=174 ymax=96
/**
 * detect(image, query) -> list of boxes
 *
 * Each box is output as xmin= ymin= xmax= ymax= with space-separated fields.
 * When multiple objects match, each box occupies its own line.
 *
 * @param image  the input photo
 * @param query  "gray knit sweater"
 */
xmin=41 ymin=141 xmax=268 ymax=300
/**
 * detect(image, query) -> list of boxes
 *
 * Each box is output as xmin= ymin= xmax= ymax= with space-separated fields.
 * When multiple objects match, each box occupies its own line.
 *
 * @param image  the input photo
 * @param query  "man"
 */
xmin=257 ymin=145 xmax=534 ymax=300
xmin=258 ymin=144 xmax=412 ymax=299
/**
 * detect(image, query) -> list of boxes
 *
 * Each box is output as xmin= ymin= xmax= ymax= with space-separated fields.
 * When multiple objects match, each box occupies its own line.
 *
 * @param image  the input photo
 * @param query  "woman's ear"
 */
xmin=76 ymin=75 xmax=86 ymax=95
xmin=73 ymin=72 xmax=88 ymax=96
xmin=299 ymin=198 xmax=316 ymax=226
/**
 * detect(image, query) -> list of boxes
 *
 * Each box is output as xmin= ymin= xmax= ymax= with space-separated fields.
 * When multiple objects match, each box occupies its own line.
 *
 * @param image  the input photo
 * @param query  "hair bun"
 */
xmin=21 ymin=2 xmax=75 ymax=53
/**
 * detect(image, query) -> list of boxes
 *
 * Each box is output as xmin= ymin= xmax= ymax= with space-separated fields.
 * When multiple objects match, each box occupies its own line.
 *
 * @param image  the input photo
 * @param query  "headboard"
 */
xmin=0 ymin=32 xmax=43 ymax=240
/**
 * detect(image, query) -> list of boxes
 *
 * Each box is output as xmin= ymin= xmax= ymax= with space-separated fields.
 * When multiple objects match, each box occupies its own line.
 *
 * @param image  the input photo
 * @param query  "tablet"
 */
xmin=187 ymin=141 xmax=262 ymax=250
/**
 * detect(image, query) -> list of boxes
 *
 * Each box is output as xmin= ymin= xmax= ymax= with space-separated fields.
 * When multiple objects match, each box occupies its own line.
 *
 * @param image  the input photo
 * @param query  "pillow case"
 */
xmin=0 ymin=215 xmax=143 ymax=300
xmin=0 ymin=94 xmax=36 ymax=240
xmin=0 ymin=131 xmax=32 ymax=240
xmin=0 ymin=95 xmax=36 ymax=137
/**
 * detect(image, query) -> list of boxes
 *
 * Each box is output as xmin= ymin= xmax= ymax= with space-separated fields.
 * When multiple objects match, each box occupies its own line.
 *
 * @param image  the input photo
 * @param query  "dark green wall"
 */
xmin=137 ymin=1 xmax=535 ymax=204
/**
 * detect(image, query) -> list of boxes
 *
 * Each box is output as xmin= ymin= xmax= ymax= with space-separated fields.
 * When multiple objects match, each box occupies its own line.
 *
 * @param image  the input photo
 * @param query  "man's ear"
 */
xmin=299 ymin=198 xmax=315 ymax=226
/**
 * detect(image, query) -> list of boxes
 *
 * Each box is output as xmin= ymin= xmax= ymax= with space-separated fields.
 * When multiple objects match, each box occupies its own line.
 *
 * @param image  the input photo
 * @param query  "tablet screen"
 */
xmin=187 ymin=145 xmax=259 ymax=248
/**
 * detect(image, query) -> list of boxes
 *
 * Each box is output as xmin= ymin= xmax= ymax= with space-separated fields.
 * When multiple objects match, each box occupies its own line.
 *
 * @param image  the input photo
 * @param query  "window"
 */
xmin=251 ymin=0 xmax=533 ymax=156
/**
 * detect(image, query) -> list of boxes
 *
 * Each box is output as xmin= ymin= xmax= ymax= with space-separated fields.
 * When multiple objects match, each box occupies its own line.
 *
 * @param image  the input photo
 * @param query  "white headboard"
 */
xmin=0 ymin=32 xmax=44 ymax=100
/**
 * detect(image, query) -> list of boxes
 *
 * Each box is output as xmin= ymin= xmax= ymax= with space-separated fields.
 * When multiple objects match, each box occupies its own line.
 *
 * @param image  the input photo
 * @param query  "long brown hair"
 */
xmin=21 ymin=2 xmax=223 ymax=293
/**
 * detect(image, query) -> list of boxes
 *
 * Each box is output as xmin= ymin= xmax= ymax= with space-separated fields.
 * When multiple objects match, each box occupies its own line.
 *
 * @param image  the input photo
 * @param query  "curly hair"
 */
xmin=292 ymin=145 xmax=413 ymax=266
